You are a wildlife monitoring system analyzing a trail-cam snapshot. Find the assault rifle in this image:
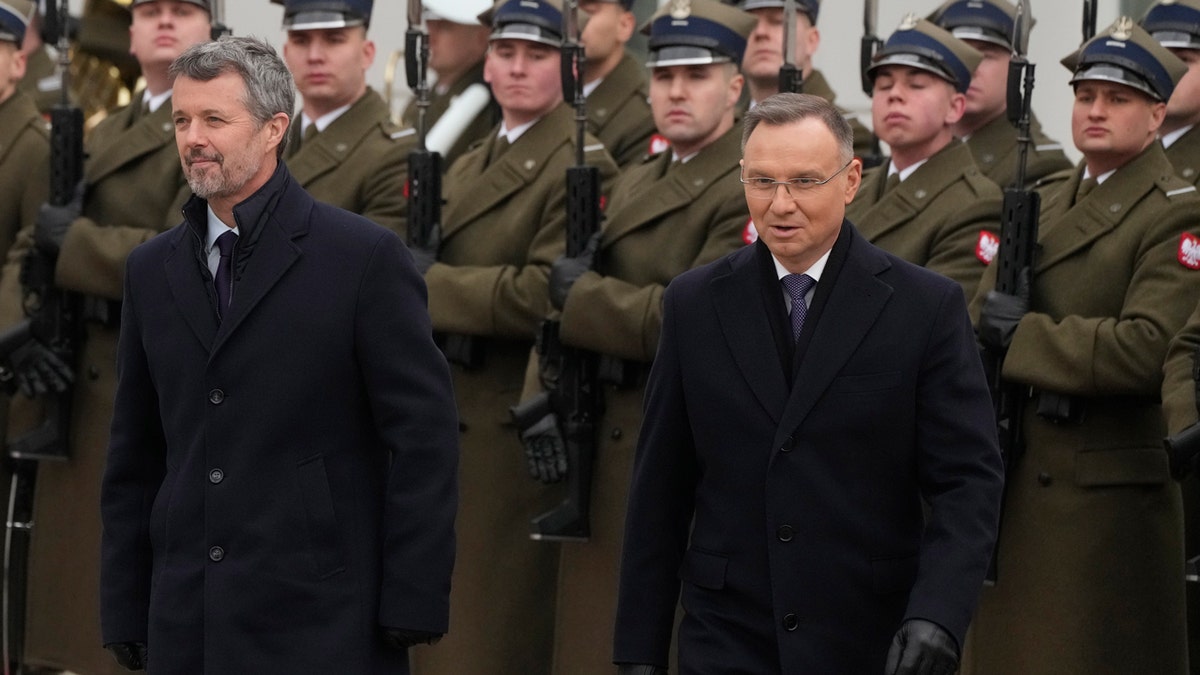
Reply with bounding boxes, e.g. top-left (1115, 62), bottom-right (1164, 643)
top-left (1082, 0), bottom-right (1097, 43)
top-left (405, 0), bottom-right (442, 251)
top-left (512, 0), bottom-right (602, 542)
top-left (2, 0), bottom-right (83, 665)
top-left (982, 0), bottom-right (1039, 584)
top-left (210, 0), bottom-right (230, 40)
top-left (778, 0), bottom-right (802, 93)
top-left (860, 0), bottom-right (883, 96)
